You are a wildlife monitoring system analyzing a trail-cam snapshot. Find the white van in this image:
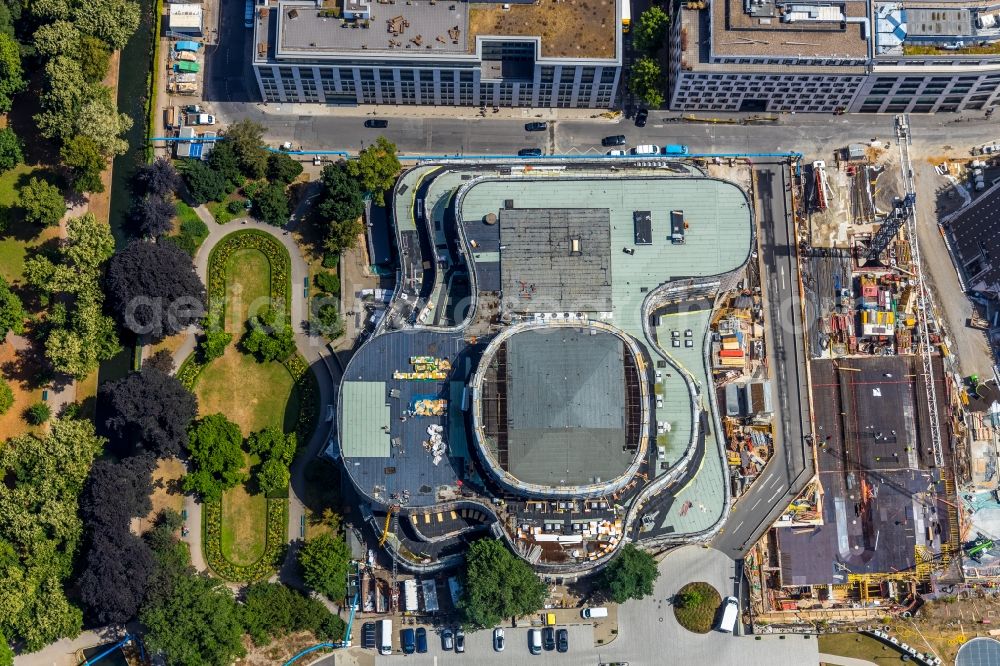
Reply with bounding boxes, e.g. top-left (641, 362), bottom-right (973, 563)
top-left (717, 596), bottom-right (739, 633)
top-left (581, 607), bottom-right (608, 619)
top-left (529, 628), bottom-right (542, 655)
top-left (379, 619), bottom-right (392, 655)
top-left (632, 144), bottom-right (660, 155)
